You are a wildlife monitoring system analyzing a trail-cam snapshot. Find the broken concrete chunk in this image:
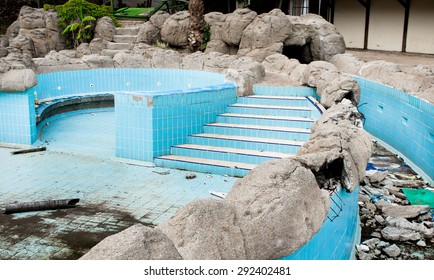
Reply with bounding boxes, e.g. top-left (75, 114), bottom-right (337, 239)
top-left (366, 170), bottom-right (388, 184)
top-left (381, 204), bottom-right (430, 219)
top-left (383, 244), bottom-right (401, 257)
top-left (381, 226), bottom-right (421, 242)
